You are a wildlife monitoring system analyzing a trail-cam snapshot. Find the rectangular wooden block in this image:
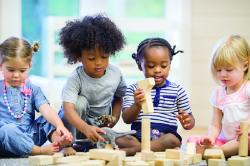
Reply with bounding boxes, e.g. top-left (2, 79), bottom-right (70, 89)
top-left (228, 156), bottom-right (250, 166)
top-left (165, 149), bottom-right (182, 159)
top-left (28, 155), bottom-right (54, 166)
top-left (203, 149), bottom-right (225, 160)
top-left (137, 78), bottom-right (155, 114)
top-left (208, 159), bottom-right (226, 166)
